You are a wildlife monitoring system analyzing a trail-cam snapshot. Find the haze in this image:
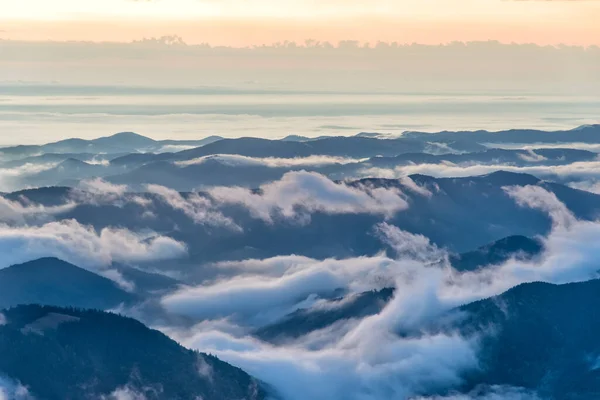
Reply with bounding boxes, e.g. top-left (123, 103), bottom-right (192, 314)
top-left (2, 0), bottom-right (600, 46)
